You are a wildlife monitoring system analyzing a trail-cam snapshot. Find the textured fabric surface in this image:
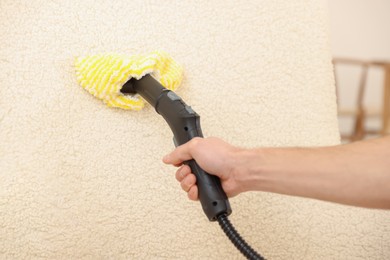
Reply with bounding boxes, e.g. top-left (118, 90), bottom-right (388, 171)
top-left (0, 0), bottom-right (389, 259)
